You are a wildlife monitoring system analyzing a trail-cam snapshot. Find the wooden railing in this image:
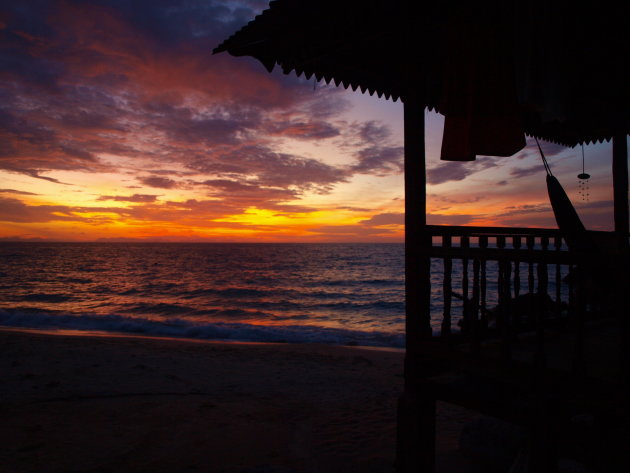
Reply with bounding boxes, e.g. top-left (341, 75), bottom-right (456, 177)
top-left (421, 225), bottom-right (609, 373)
